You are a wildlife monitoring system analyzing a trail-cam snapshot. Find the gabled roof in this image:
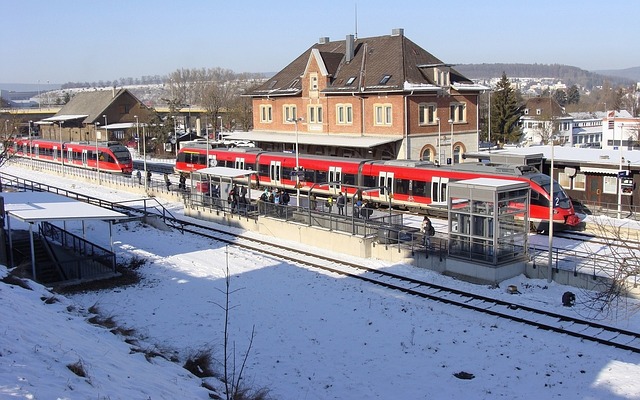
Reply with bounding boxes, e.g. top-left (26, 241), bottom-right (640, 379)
top-left (247, 31), bottom-right (475, 97)
top-left (54, 89), bottom-right (143, 125)
top-left (522, 97), bottom-right (568, 117)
